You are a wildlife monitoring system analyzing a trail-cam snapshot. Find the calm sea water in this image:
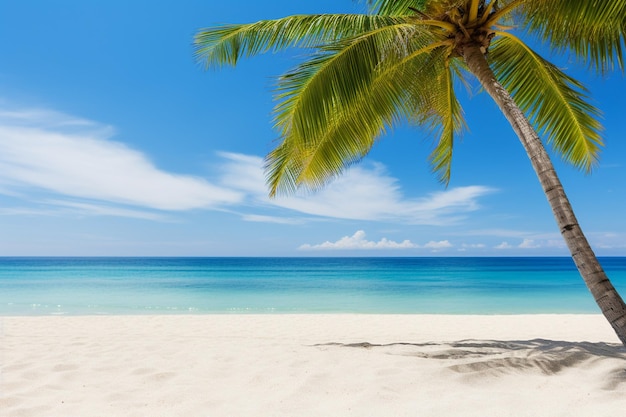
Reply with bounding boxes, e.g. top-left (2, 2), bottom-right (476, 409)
top-left (1, 257), bottom-right (625, 315)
